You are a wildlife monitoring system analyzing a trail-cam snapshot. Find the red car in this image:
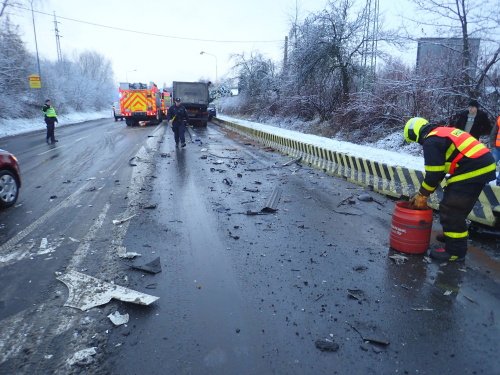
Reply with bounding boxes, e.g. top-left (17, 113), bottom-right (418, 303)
top-left (0, 149), bottom-right (21, 208)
